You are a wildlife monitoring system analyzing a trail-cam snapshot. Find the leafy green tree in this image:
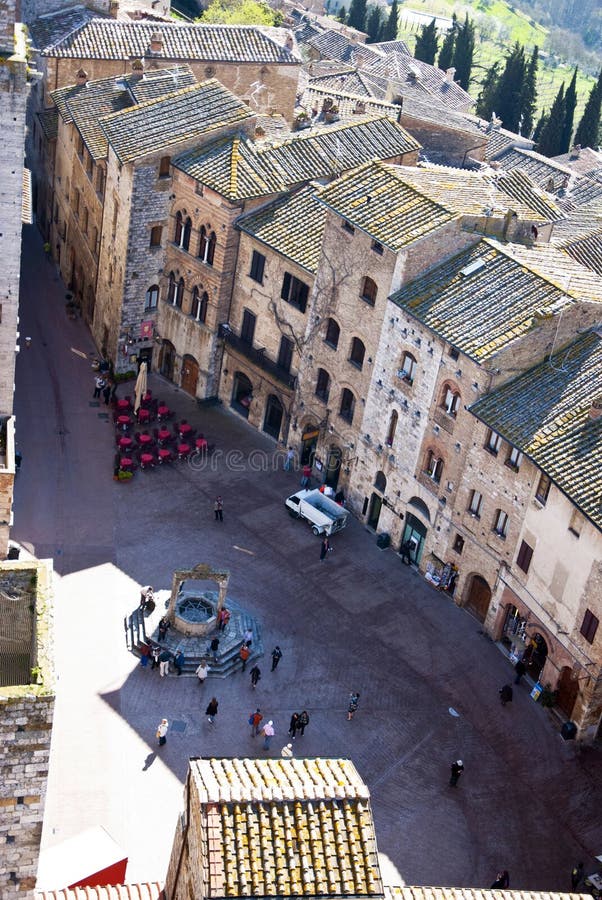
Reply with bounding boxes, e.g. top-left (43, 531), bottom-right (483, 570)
top-left (381, 0), bottom-right (399, 42)
top-left (519, 45), bottom-right (538, 137)
top-left (537, 84), bottom-right (566, 157)
top-left (452, 13), bottom-right (474, 91)
top-left (561, 67), bottom-right (578, 153)
top-left (201, 0), bottom-right (279, 24)
top-left (365, 5), bottom-right (383, 43)
top-left (574, 69), bottom-right (602, 150)
top-left (493, 42), bottom-right (527, 133)
top-left (347, 0), bottom-right (367, 31)
top-left (475, 61), bottom-right (501, 120)
top-left (414, 18), bottom-right (438, 65)
top-left (437, 14), bottom-right (456, 71)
